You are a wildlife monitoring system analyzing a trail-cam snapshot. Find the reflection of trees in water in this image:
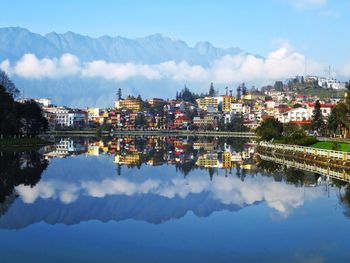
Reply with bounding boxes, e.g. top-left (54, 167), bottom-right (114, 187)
top-left (339, 185), bottom-right (350, 218)
top-left (0, 193), bottom-right (17, 217)
top-left (218, 137), bottom-right (249, 152)
top-left (256, 157), bottom-right (319, 186)
top-left (0, 150), bottom-right (48, 215)
top-left (175, 160), bottom-right (197, 177)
